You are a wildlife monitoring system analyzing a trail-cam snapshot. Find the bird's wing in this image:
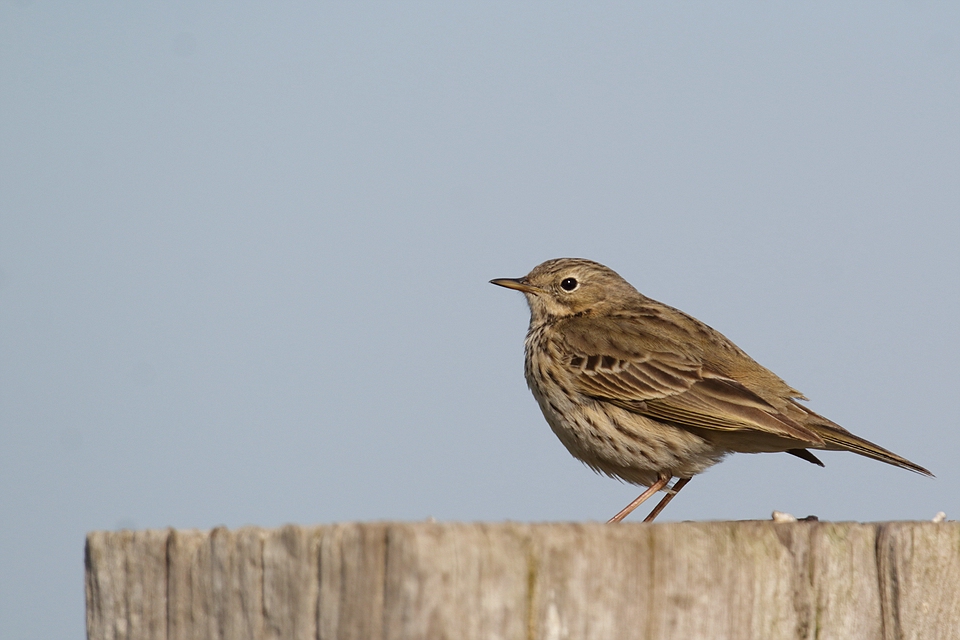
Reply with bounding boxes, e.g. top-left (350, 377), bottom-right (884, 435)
top-left (559, 316), bottom-right (824, 445)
